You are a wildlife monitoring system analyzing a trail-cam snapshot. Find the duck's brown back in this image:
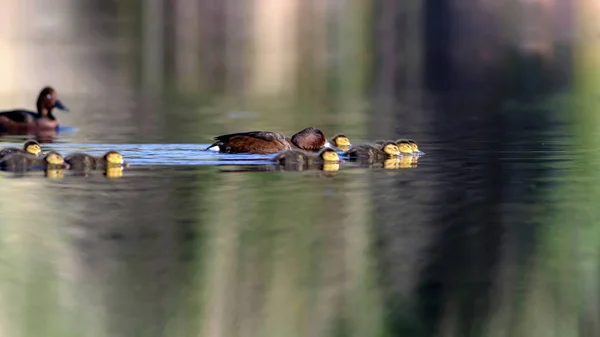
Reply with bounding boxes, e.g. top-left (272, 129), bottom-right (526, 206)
top-left (210, 131), bottom-right (292, 154)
